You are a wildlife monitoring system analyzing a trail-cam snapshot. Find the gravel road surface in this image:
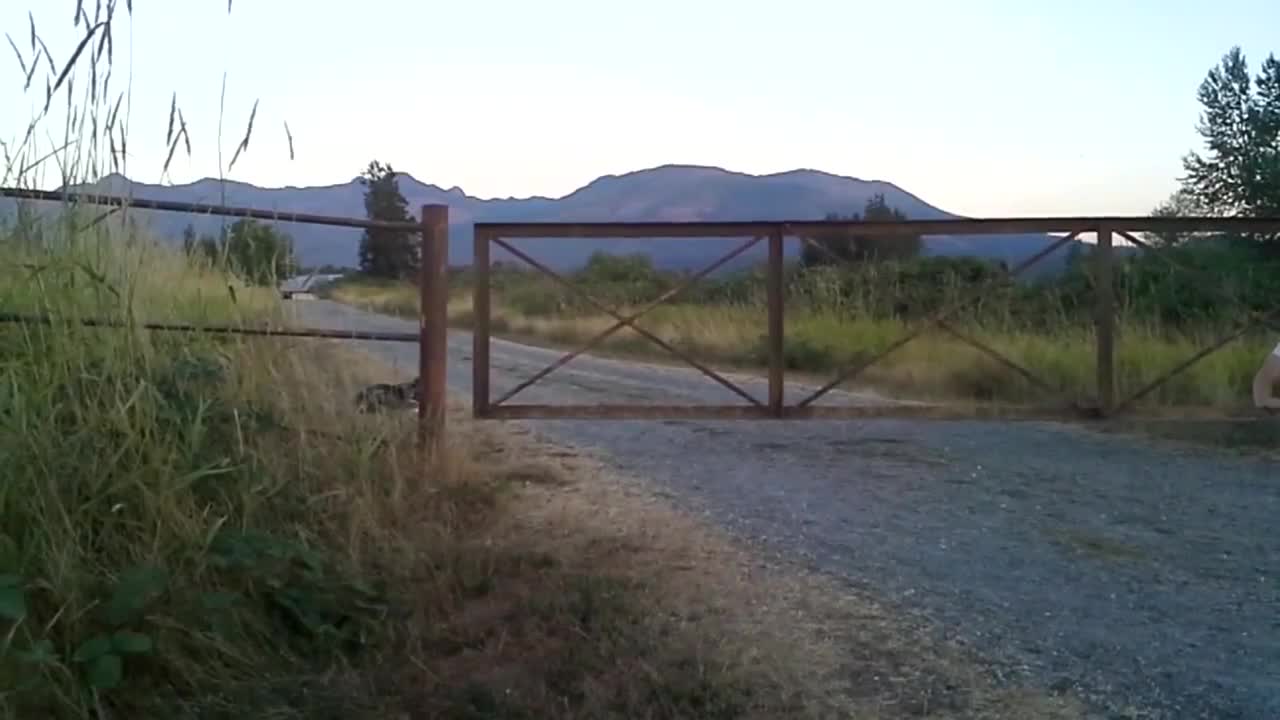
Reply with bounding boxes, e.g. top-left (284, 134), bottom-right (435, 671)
top-left (290, 299), bottom-right (1279, 720)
